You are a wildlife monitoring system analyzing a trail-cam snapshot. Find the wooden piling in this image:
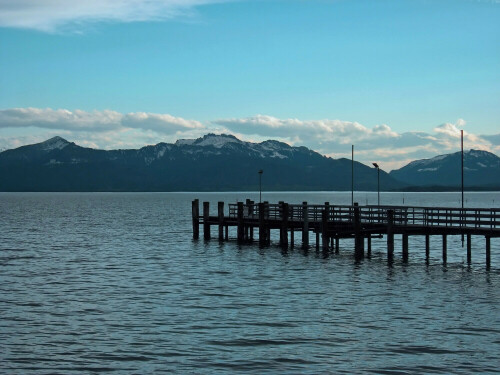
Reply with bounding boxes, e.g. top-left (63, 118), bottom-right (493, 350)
top-left (264, 202), bottom-right (271, 245)
top-left (354, 203), bottom-right (363, 258)
top-left (279, 202), bottom-right (284, 245)
top-left (442, 234), bottom-right (447, 264)
top-left (237, 202), bottom-right (244, 243)
top-left (335, 236), bottom-right (339, 253)
top-left (203, 201), bottom-right (210, 240)
top-left (302, 202), bottom-right (309, 248)
top-left (245, 199), bottom-right (251, 240)
top-left (387, 209), bottom-right (394, 260)
top-left (192, 199), bottom-right (199, 240)
top-left (367, 235), bottom-right (371, 258)
top-left (321, 209), bottom-right (328, 251)
top-left (467, 234), bottom-right (471, 264)
top-left (291, 228), bottom-right (294, 247)
top-left (218, 201), bottom-right (224, 240)
top-left (258, 202), bottom-right (266, 245)
top-left (281, 203), bottom-right (289, 248)
top-left (249, 200), bottom-right (254, 241)
top-left (316, 231), bottom-right (320, 250)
